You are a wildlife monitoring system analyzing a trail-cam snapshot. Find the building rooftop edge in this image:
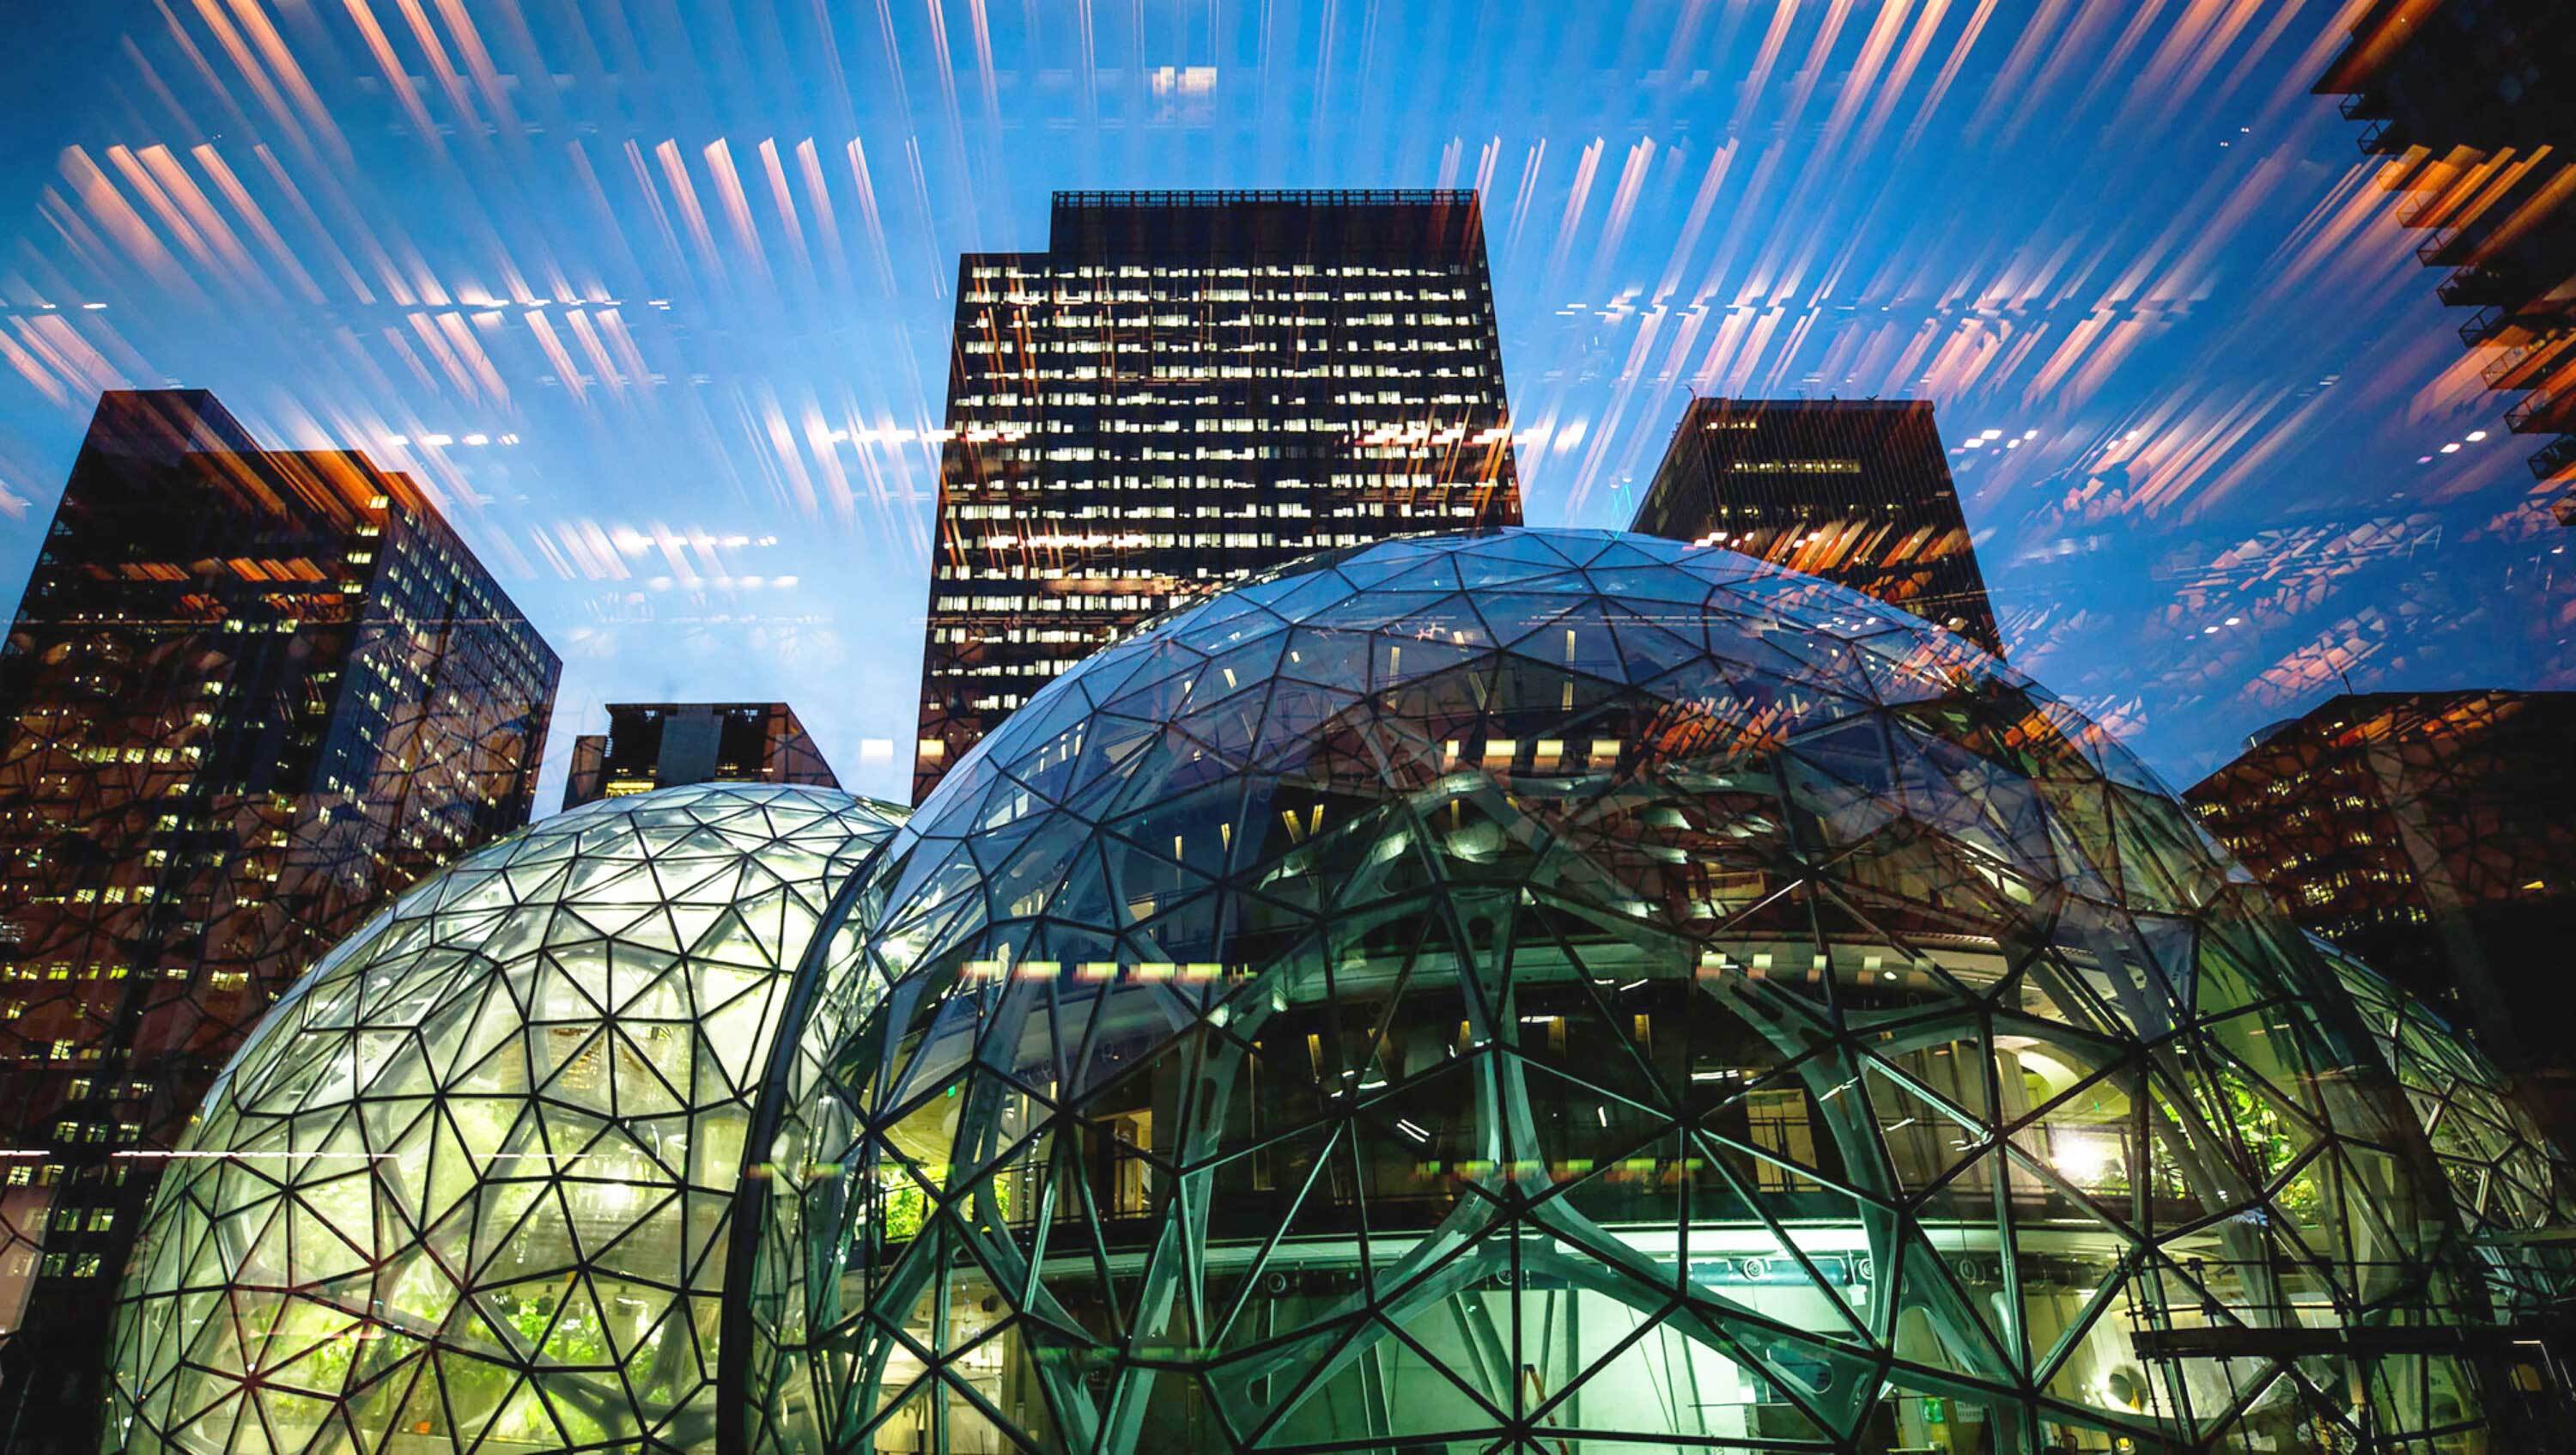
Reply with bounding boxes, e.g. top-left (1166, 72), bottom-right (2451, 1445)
top-left (601, 701), bottom-right (807, 713)
top-left (1683, 396), bottom-right (1935, 409)
top-left (1051, 188), bottom-right (1480, 209)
